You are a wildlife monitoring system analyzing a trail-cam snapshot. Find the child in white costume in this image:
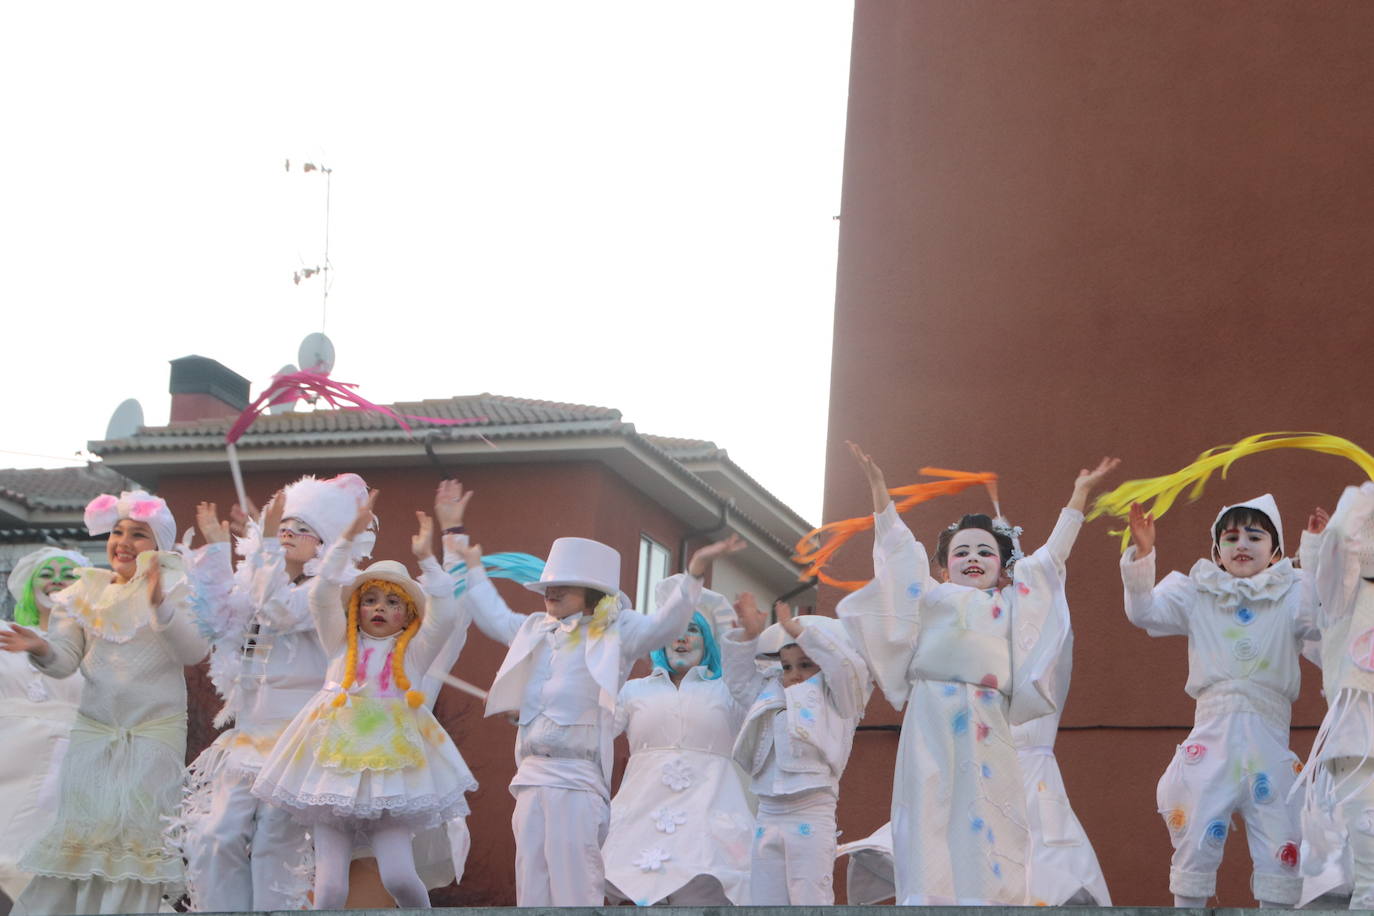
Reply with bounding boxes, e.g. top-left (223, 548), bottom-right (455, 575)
top-left (251, 496), bottom-right (476, 910)
top-left (0, 548), bottom-right (86, 903)
top-left (1122, 493), bottom-right (1317, 907)
top-left (451, 483), bottom-right (744, 906)
top-left (178, 473), bottom-right (371, 911)
top-left (1294, 482), bottom-right (1374, 907)
top-left (0, 491), bottom-right (211, 916)
top-left (836, 444), bottom-right (1117, 906)
top-left (725, 595), bottom-right (871, 906)
top-left (602, 578), bottom-right (755, 906)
